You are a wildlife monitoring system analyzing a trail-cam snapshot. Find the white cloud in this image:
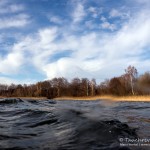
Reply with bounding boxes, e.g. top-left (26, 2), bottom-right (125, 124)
top-left (49, 16), bottom-right (62, 24)
top-left (12, 27), bottom-right (60, 71)
top-left (0, 1), bottom-right (29, 29)
top-left (100, 14), bottom-right (118, 31)
top-left (1, 5), bottom-right (150, 83)
top-left (0, 14), bottom-right (30, 29)
top-left (0, 77), bottom-right (17, 85)
top-left (100, 21), bottom-right (116, 31)
top-left (85, 20), bottom-right (96, 29)
top-left (72, 3), bottom-right (85, 23)
top-left (0, 51), bottom-right (25, 74)
top-left (100, 16), bottom-right (107, 22)
top-left (88, 6), bottom-right (102, 18)
top-left (88, 6), bottom-right (97, 13)
top-left (88, 6), bottom-right (98, 18)
top-left (0, 77), bottom-right (37, 85)
top-left (38, 27), bottom-right (58, 44)
top-left (0, 4), bottom-right (24, 14)
top-left (109, 9), bottom-right (121, 18)
top-left (109, 8), bottom-right (130, 19)
top-left (9, 4), bottom-right (24, 12)
top-left (40, 10), bottom-right (150, 81)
